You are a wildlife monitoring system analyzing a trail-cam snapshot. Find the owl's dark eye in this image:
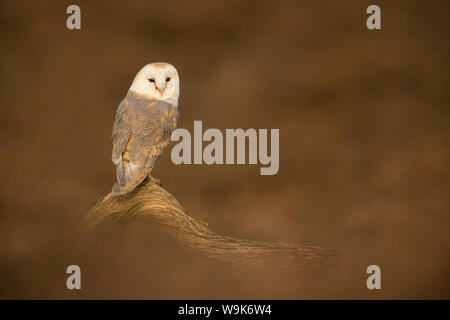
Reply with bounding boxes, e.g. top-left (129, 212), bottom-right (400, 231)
top-left (149, 78), bottom-right (155, 83)
top-left (166, 77), bottom-right (171, 82)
